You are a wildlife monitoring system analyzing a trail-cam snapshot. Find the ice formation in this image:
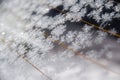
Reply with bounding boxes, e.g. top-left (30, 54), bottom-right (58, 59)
top-left (0, 0), bottom-right (120, 80)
